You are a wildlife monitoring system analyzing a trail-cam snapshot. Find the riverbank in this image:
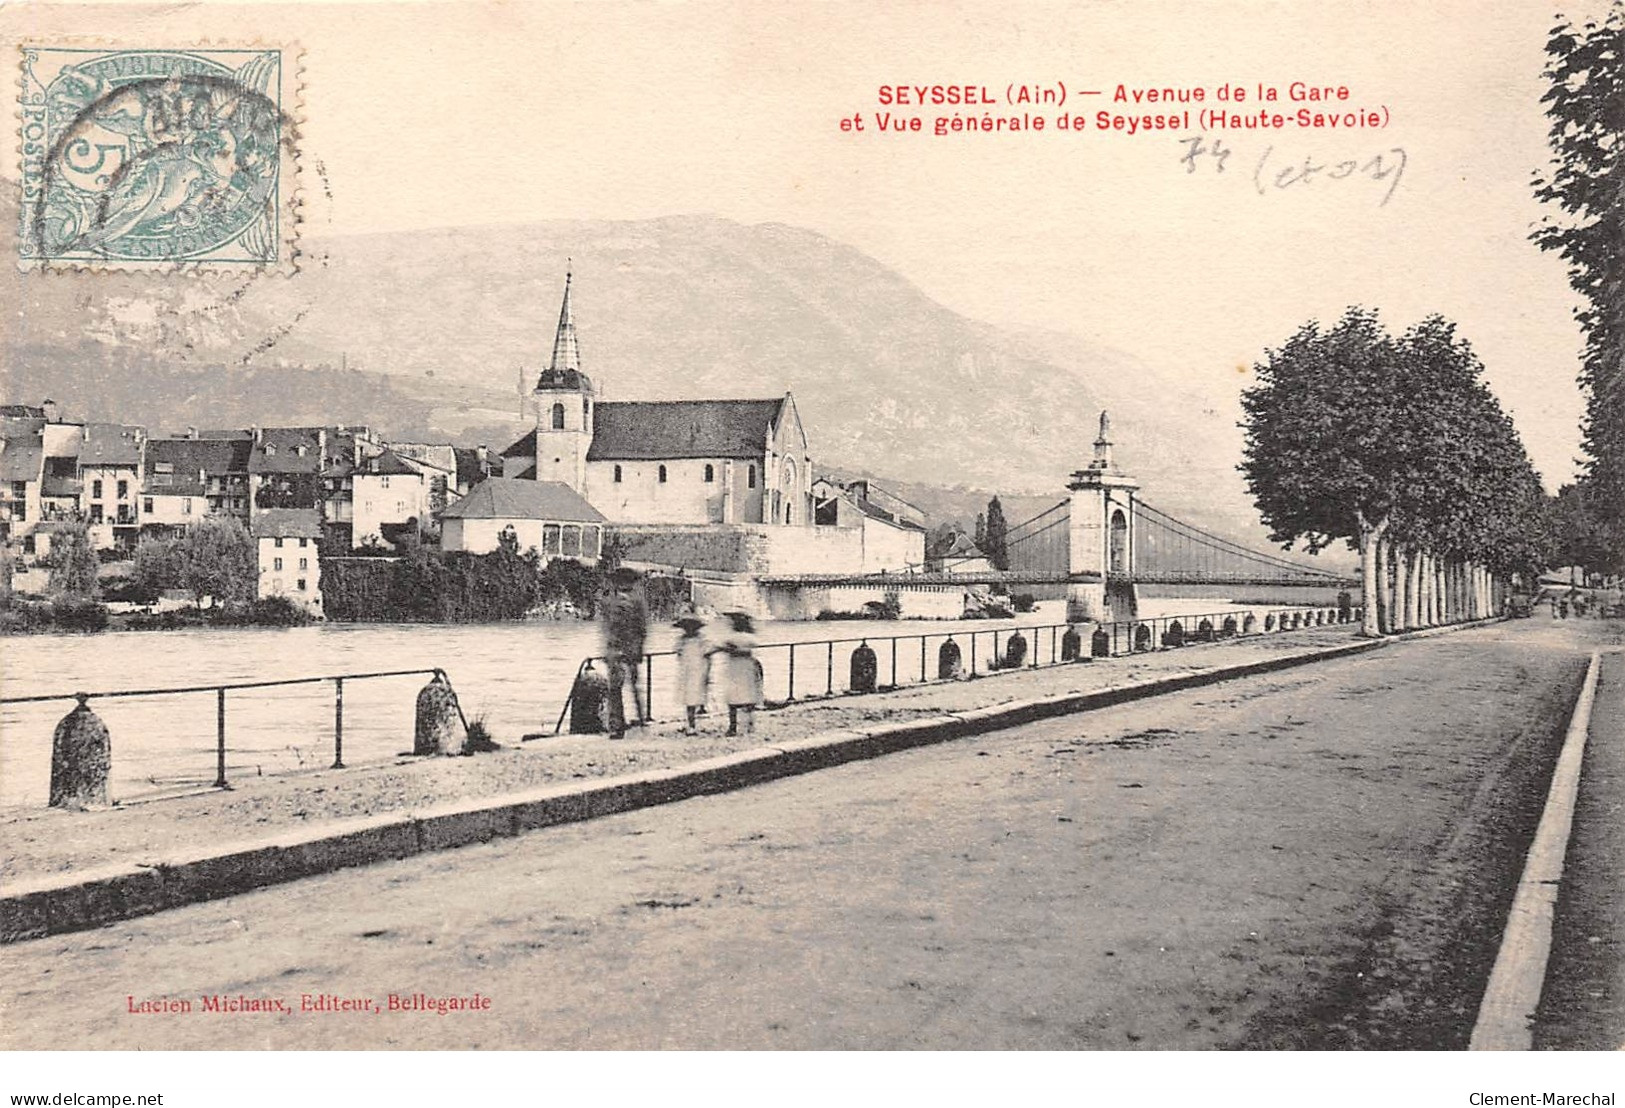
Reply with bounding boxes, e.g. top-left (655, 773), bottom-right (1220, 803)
top-left (1, 622), bottom-right (1374, 887)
